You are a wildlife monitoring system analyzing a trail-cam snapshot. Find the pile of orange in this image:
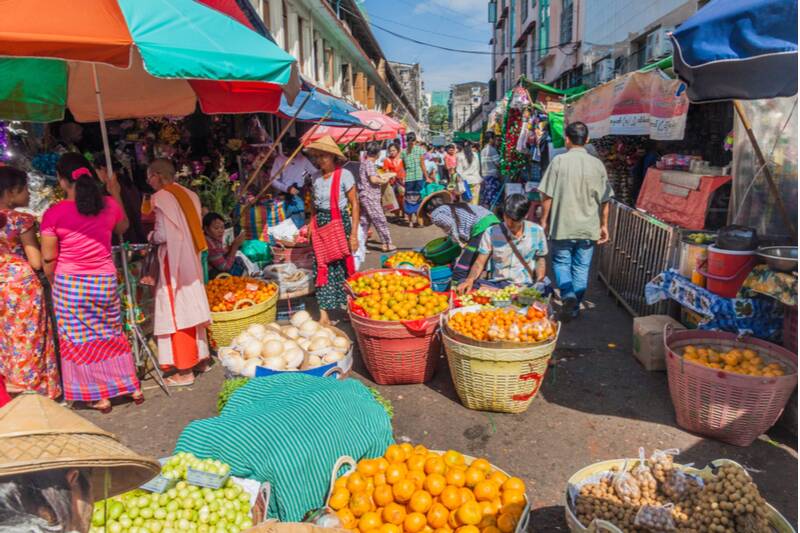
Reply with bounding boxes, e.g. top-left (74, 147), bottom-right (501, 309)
top-left (354, 289), bottom-right (449, 321)
top-left (330, 444), bottom-right (526, 533)
top-left (682, 345), bottom-right (788, 377)
top-left (448, 307), bottom-right (555, 343)
top-left (349, 271), bottom-right (430, 296)
top-left (206, 276), bottom-right (277, 312)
